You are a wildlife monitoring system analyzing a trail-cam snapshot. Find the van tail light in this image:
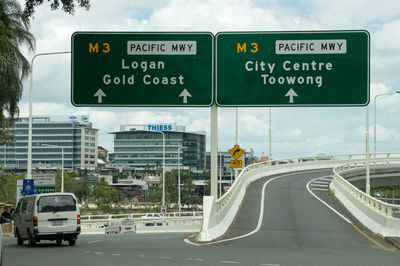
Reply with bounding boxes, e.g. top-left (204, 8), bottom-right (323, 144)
top-left (119, 226), bottom-right (122, 232)
top-left (33, 216), bottom-right (38, 227)
top-left (77, 214), bottom-right (81, 225)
